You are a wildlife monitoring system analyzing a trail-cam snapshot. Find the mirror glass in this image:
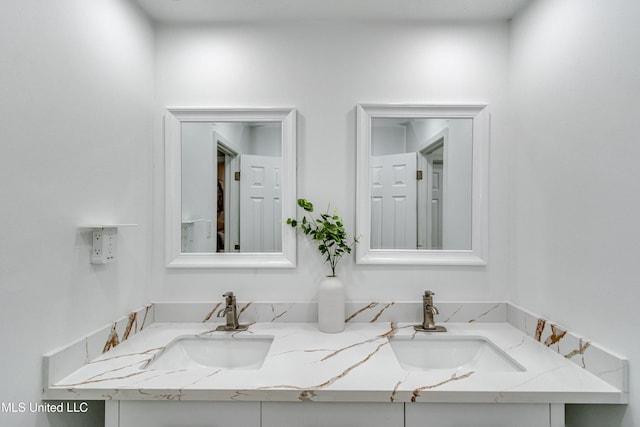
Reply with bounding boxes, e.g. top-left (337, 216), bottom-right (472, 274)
top-left (181, 121), bottom-right (282, 253)
top-left (371, 117), bottom-right (472, 250)
top-left (356, 104), bottom-right (489, 266)
top-left (165, 108), bottom-right (296, 268)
